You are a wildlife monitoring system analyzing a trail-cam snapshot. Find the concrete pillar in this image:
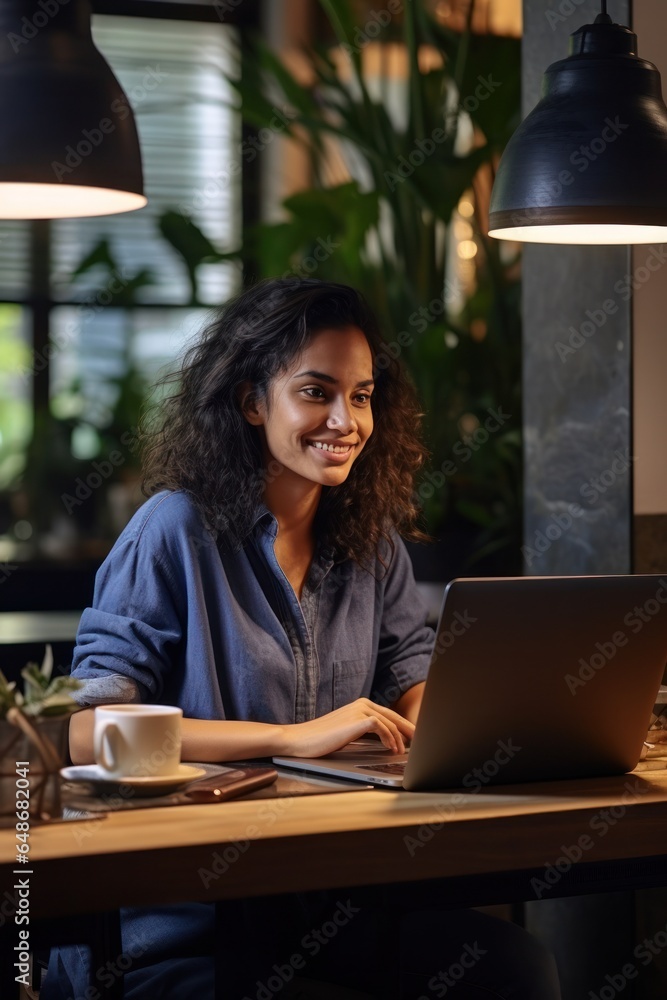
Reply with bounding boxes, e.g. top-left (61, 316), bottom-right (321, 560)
top-left (521, 0), bottom-right (632, 579)
top-left (520, 2), bottom-right (637, 997)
